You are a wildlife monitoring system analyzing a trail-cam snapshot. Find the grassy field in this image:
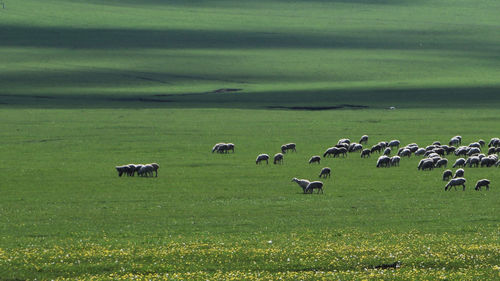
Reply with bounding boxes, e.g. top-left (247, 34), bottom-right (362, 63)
top-left (1, 0), bottom-right (500, 280)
